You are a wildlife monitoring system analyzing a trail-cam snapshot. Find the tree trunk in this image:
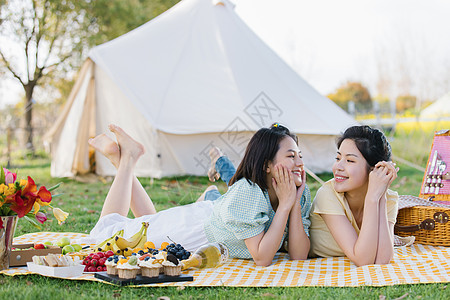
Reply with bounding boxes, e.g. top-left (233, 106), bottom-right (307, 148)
top-left (24, 83), bottom-right (35, 155)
